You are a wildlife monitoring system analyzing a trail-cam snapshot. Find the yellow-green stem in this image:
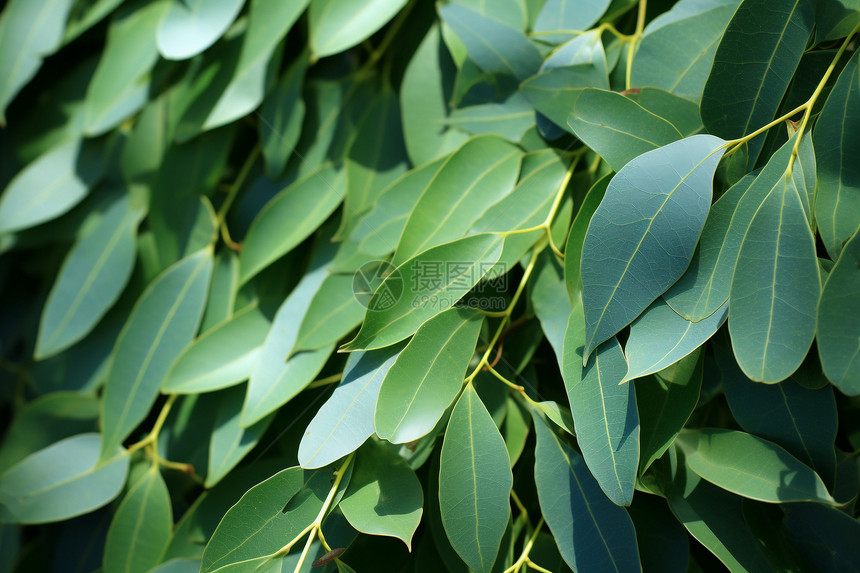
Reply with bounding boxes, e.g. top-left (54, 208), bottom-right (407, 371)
top-left (625, 0), bottom-right (648, 90)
